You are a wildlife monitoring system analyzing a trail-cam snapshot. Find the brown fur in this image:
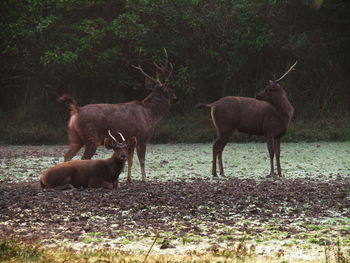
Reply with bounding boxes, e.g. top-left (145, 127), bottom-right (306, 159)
top-left (196, 82), bottom-right (294, 177)
top-left (40, 137), bottom-right (137, 190)
top-left (58, 81), bottom-right (177, 183)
